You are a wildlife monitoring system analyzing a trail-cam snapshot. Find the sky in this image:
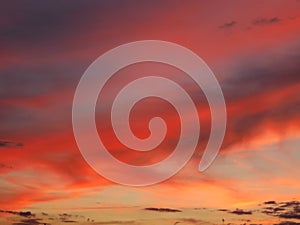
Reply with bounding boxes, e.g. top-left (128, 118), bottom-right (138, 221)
top-left (1, 0), bottom-right (300, 224)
